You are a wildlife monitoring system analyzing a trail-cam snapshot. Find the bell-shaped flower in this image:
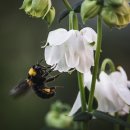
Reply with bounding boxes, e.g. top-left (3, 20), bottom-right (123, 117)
top-left (20, 0), bottom-right (55, 25)
top-left (80, 0), bottom-right (130, 28)
top-left (69, 67), bottom-right (130, 116)
top-left (101, 0), bottom-right (130, 28)
top-left (43, 27), bottom-right (97, 73)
